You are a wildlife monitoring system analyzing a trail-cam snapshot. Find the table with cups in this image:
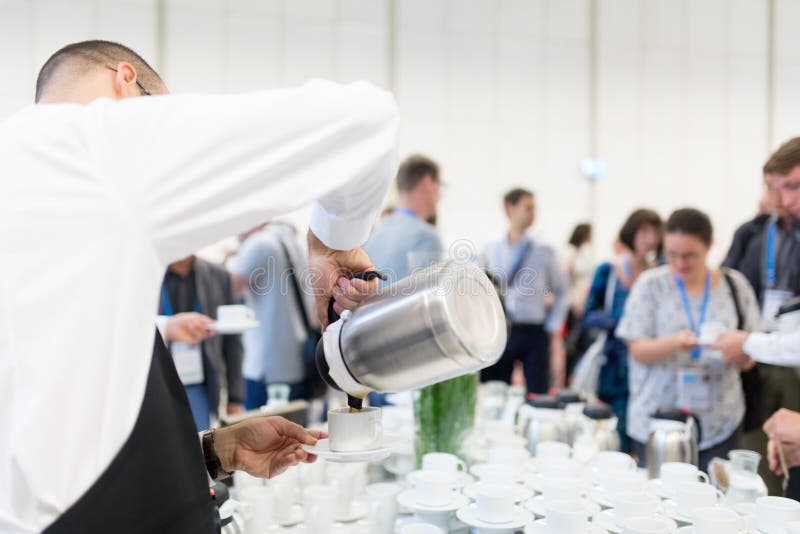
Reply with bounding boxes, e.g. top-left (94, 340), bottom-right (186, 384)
top-left (229, 394), bottom-right (800, 534)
